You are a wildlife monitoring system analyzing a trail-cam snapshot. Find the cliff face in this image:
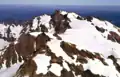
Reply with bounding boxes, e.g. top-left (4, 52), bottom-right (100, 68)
top-left (0, 10), bottom-right (120, 77)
